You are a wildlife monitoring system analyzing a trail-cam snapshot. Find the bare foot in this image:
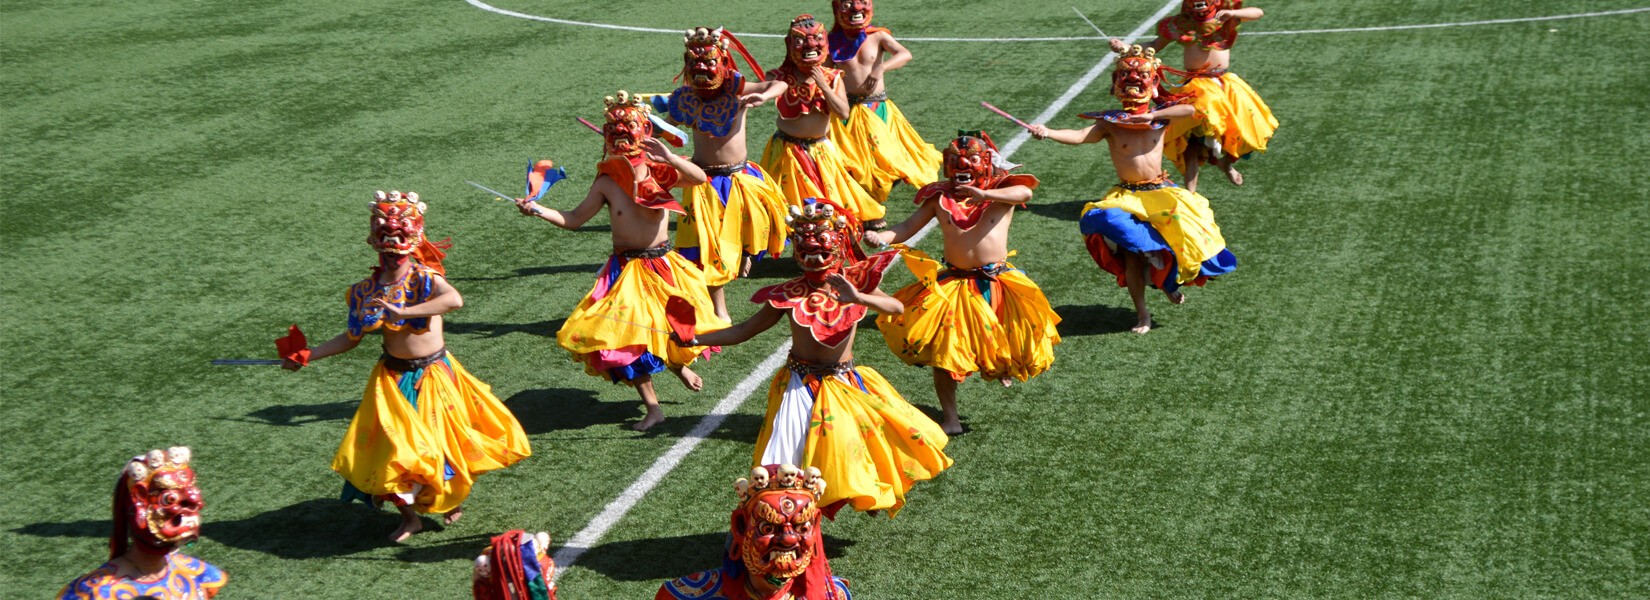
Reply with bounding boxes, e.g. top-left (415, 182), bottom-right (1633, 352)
top-left (1130, 316), bottom-right (1152, 334)
top-left (389, 513), bottom-right (422, 543)
top-left (940, 419), bottom-right (963, 435)
top-left (740, 256), bottom-right (754, 278)
top-left (674, 366), bottom-right (704, 392)
top-left (1223, 165), bottom-right (1243, 186)
top-left (443, 506), bottom-right (464, 525)
top-left (632, 405), bottom-right (666, 431)
top-left (998, 377), bottom-right (1013, 388)
top-left (1166, 290), bottom-right (1186, 305)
